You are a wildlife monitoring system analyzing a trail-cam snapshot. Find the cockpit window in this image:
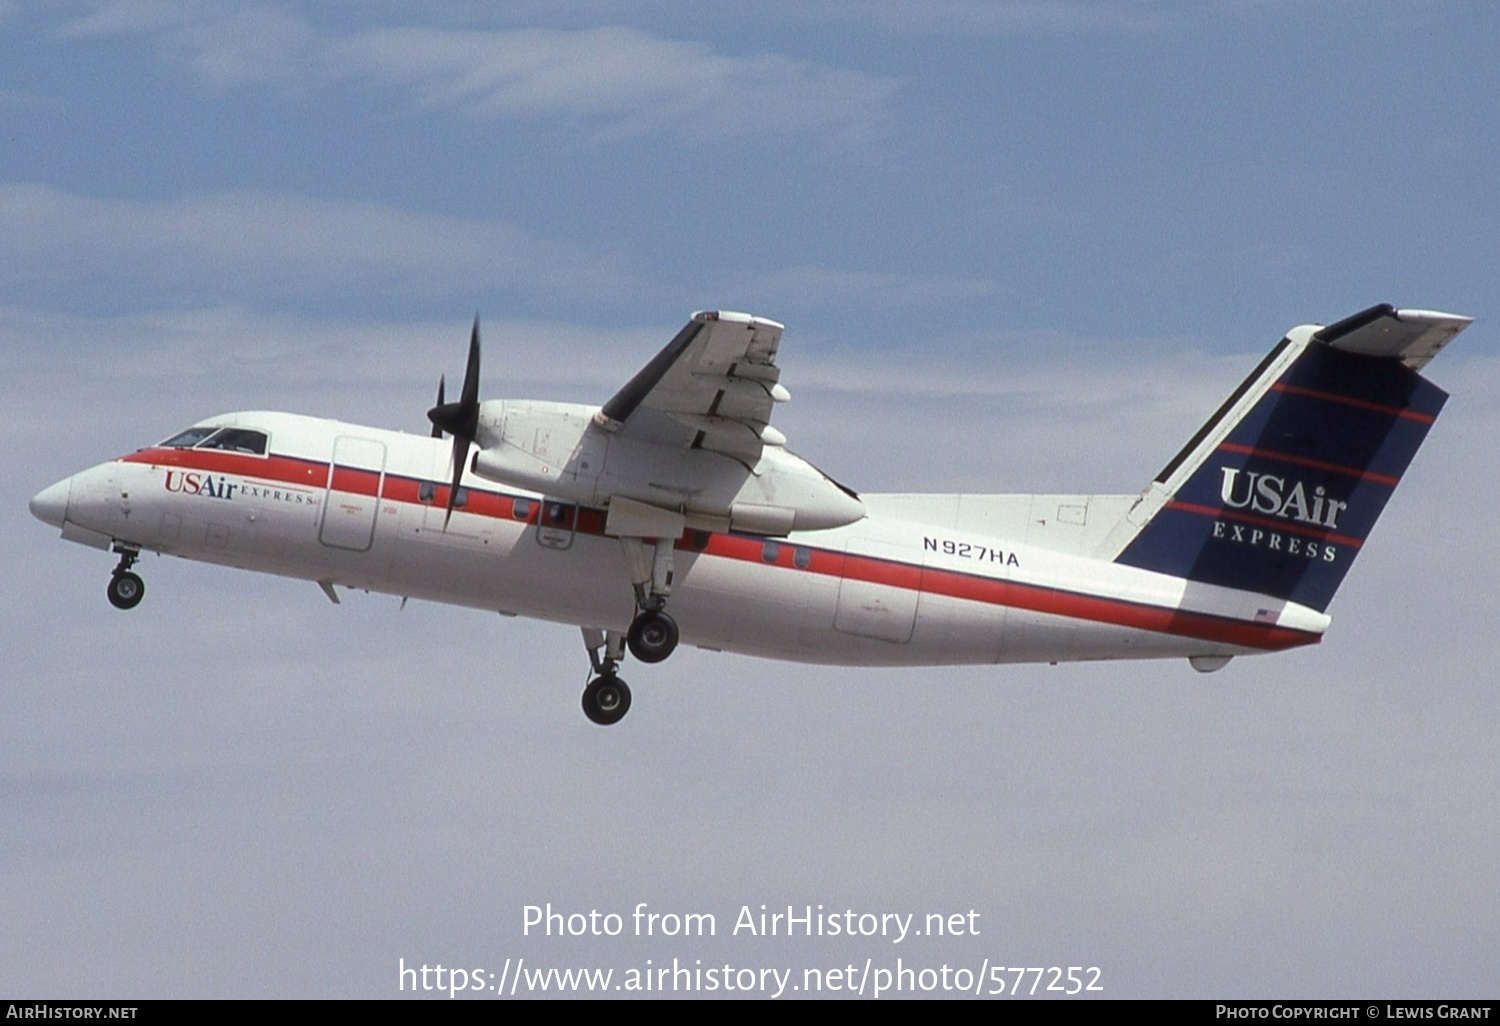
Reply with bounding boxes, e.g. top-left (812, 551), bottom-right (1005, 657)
top-left (198, 428), bottom-right (268, 455)
top-left (160, 426), bottom-right (220, 448)
top-left (156, 426), bottom-right (269, 454)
